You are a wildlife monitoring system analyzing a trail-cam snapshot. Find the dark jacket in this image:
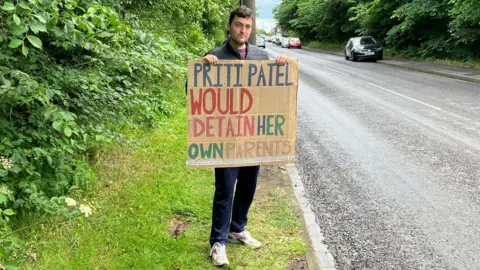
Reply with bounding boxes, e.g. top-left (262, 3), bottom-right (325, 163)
top-left (207, 39), bottom-right (269, 60)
